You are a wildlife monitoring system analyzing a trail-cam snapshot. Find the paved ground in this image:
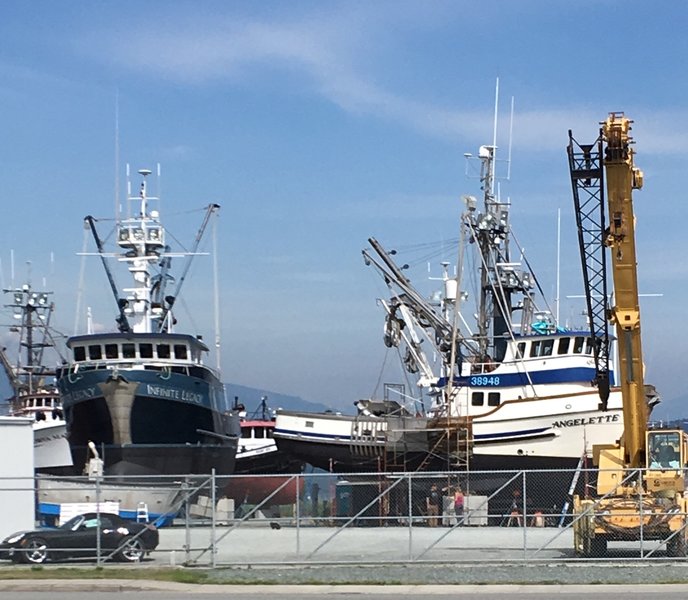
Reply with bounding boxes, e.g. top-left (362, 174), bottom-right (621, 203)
top-left (4, 523), bottom-right (688, 587)
top-left (152, 522), bottom-right (675, 566)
